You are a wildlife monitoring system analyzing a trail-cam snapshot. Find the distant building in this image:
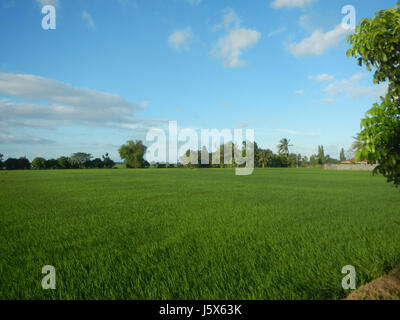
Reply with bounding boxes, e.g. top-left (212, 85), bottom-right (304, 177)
top-left (326, 158), bottom-right (376, 171)
top-left (341, 158), bottom-right (369, 164)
